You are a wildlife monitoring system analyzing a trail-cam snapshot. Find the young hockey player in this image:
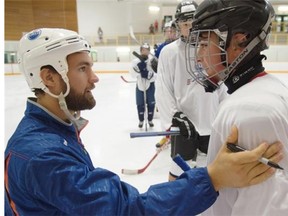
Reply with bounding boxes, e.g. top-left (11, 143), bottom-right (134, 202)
top-left (130, 43), bottom-right (157, 128)
top-left (154, 20), bottom-right (178, 59)
top-left (156, 0), bottom-right (227, 181)
top-left (186, 0), bottom-right (288, 215)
